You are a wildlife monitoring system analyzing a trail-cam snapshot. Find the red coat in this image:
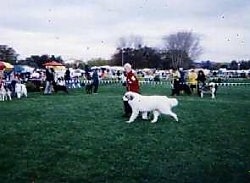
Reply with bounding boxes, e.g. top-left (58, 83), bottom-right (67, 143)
top-left (126, 71), bottom-right (139, 93)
